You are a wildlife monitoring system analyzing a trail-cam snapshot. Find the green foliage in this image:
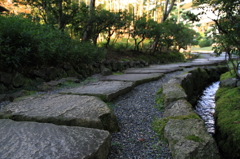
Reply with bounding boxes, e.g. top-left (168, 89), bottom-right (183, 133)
top-left (158, 51), bottom-right (185, 63)
top-left (155, 88), bottom-right (165, 110)
top-left (195, 0), bottom-right (240, 78)
top-left (0, 15), bottom-right (105, 71)
top-left (113, 72), bottom-right (124, 75)
top-left (215, 85), bottom-right (240, 158)
top-left (148, 21), bottom-right (197, 52)
top-left (198, 38), bottom-right (212, 48)
top-left (152, 117), bottom-right (170, 141)
top-left (220, 70), bottom-right (236, 81)
top-left (185, 135), bottom-right (204, 142)
top-left (156, 88), bottom-right (163, 95)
